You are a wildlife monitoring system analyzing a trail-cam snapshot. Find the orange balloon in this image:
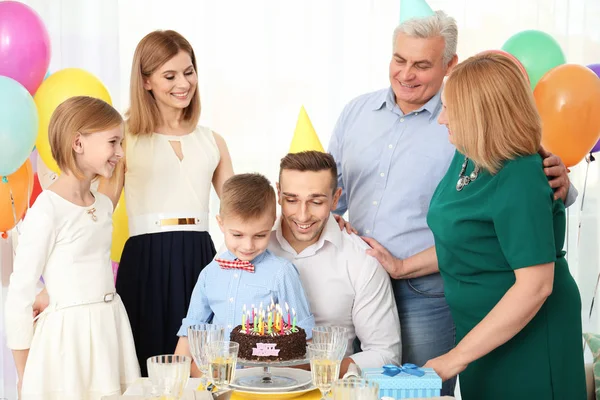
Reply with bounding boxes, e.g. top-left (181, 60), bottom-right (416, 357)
top-left (534, 64), bottom-right (600, 167)
top-left (1, 159), bottom-right (34, 233)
